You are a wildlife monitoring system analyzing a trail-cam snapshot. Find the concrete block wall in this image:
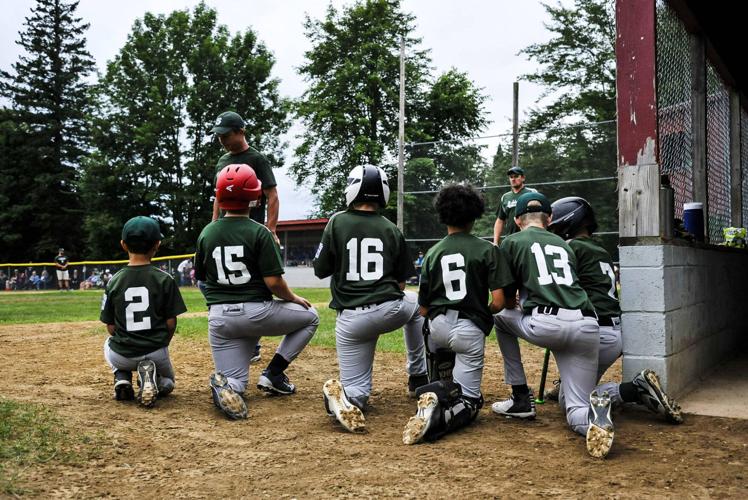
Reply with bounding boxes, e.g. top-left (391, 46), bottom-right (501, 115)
top-left (619, 244), bottom-right (748, 397)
